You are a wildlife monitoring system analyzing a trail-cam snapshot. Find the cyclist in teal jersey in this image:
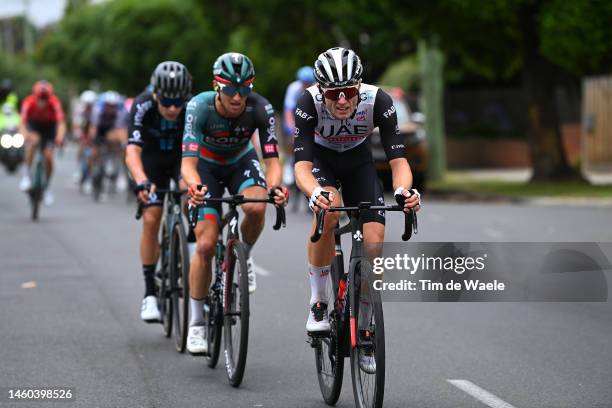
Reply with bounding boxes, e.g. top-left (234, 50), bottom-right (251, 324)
top-left (181, 52), bottom-right (288, 355)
